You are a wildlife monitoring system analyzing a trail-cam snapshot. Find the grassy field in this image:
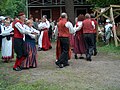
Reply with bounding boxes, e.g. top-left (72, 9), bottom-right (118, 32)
top-left (0, 42), bottom-right (120, 90)
top-left (97, 42), bottom-right (120, 59)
